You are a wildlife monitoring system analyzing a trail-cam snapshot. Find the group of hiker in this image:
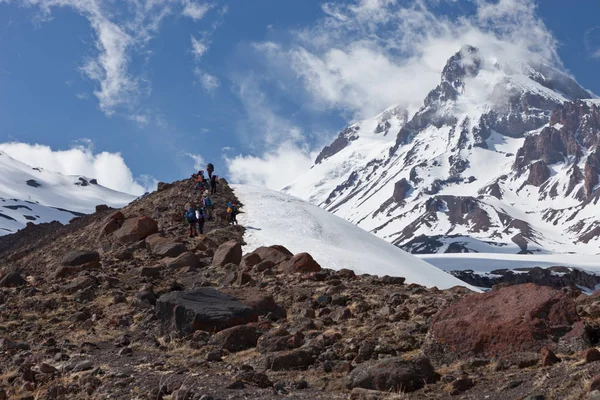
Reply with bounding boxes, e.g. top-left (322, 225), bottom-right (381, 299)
top-left (192, 163), bottom-right (218, 194)
top-left (185, 163), bottom-right (240, 237)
